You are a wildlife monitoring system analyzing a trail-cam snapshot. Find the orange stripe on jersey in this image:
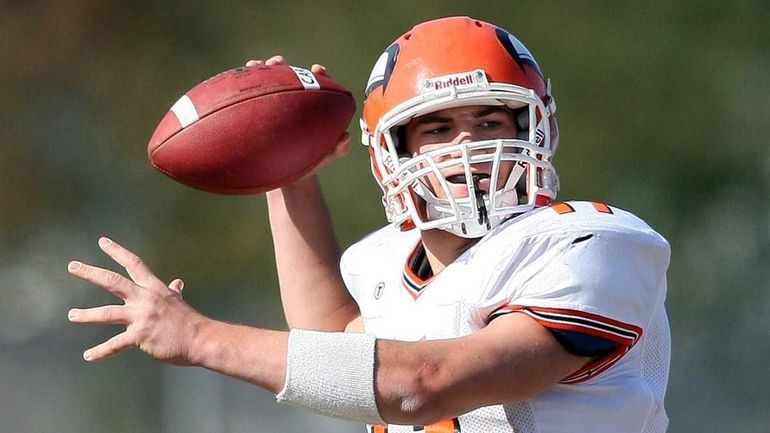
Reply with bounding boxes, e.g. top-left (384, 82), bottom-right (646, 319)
top-left (370, 425), bottom-right (388, 433)
top-left (491, 305), bottom-right (642, 345)
top-left (425, 418), bottom-right (461, 433)
top-left (404, 259), bottom-right (432, 286)
top-left (403, 285), bottom-right (419, 301)
top-left (526, 305), bottom-right (642, 337)
top-left (550, 202), bottom-right (575, 214)
top-left (404, 241), bottom-right (432, 284)
top-left (590, 201), bottom-right (613, 214)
